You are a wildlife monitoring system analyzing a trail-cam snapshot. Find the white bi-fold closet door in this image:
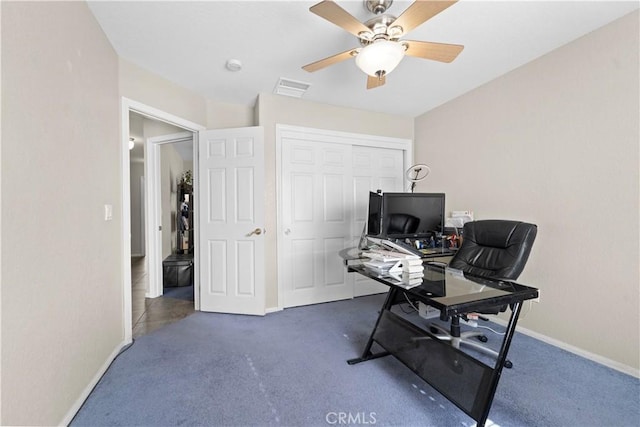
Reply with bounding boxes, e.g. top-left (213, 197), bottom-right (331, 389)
top-left (351, 145), bottom-right (405, 297)
top-left (277, 125), bottom-right (409, 308)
